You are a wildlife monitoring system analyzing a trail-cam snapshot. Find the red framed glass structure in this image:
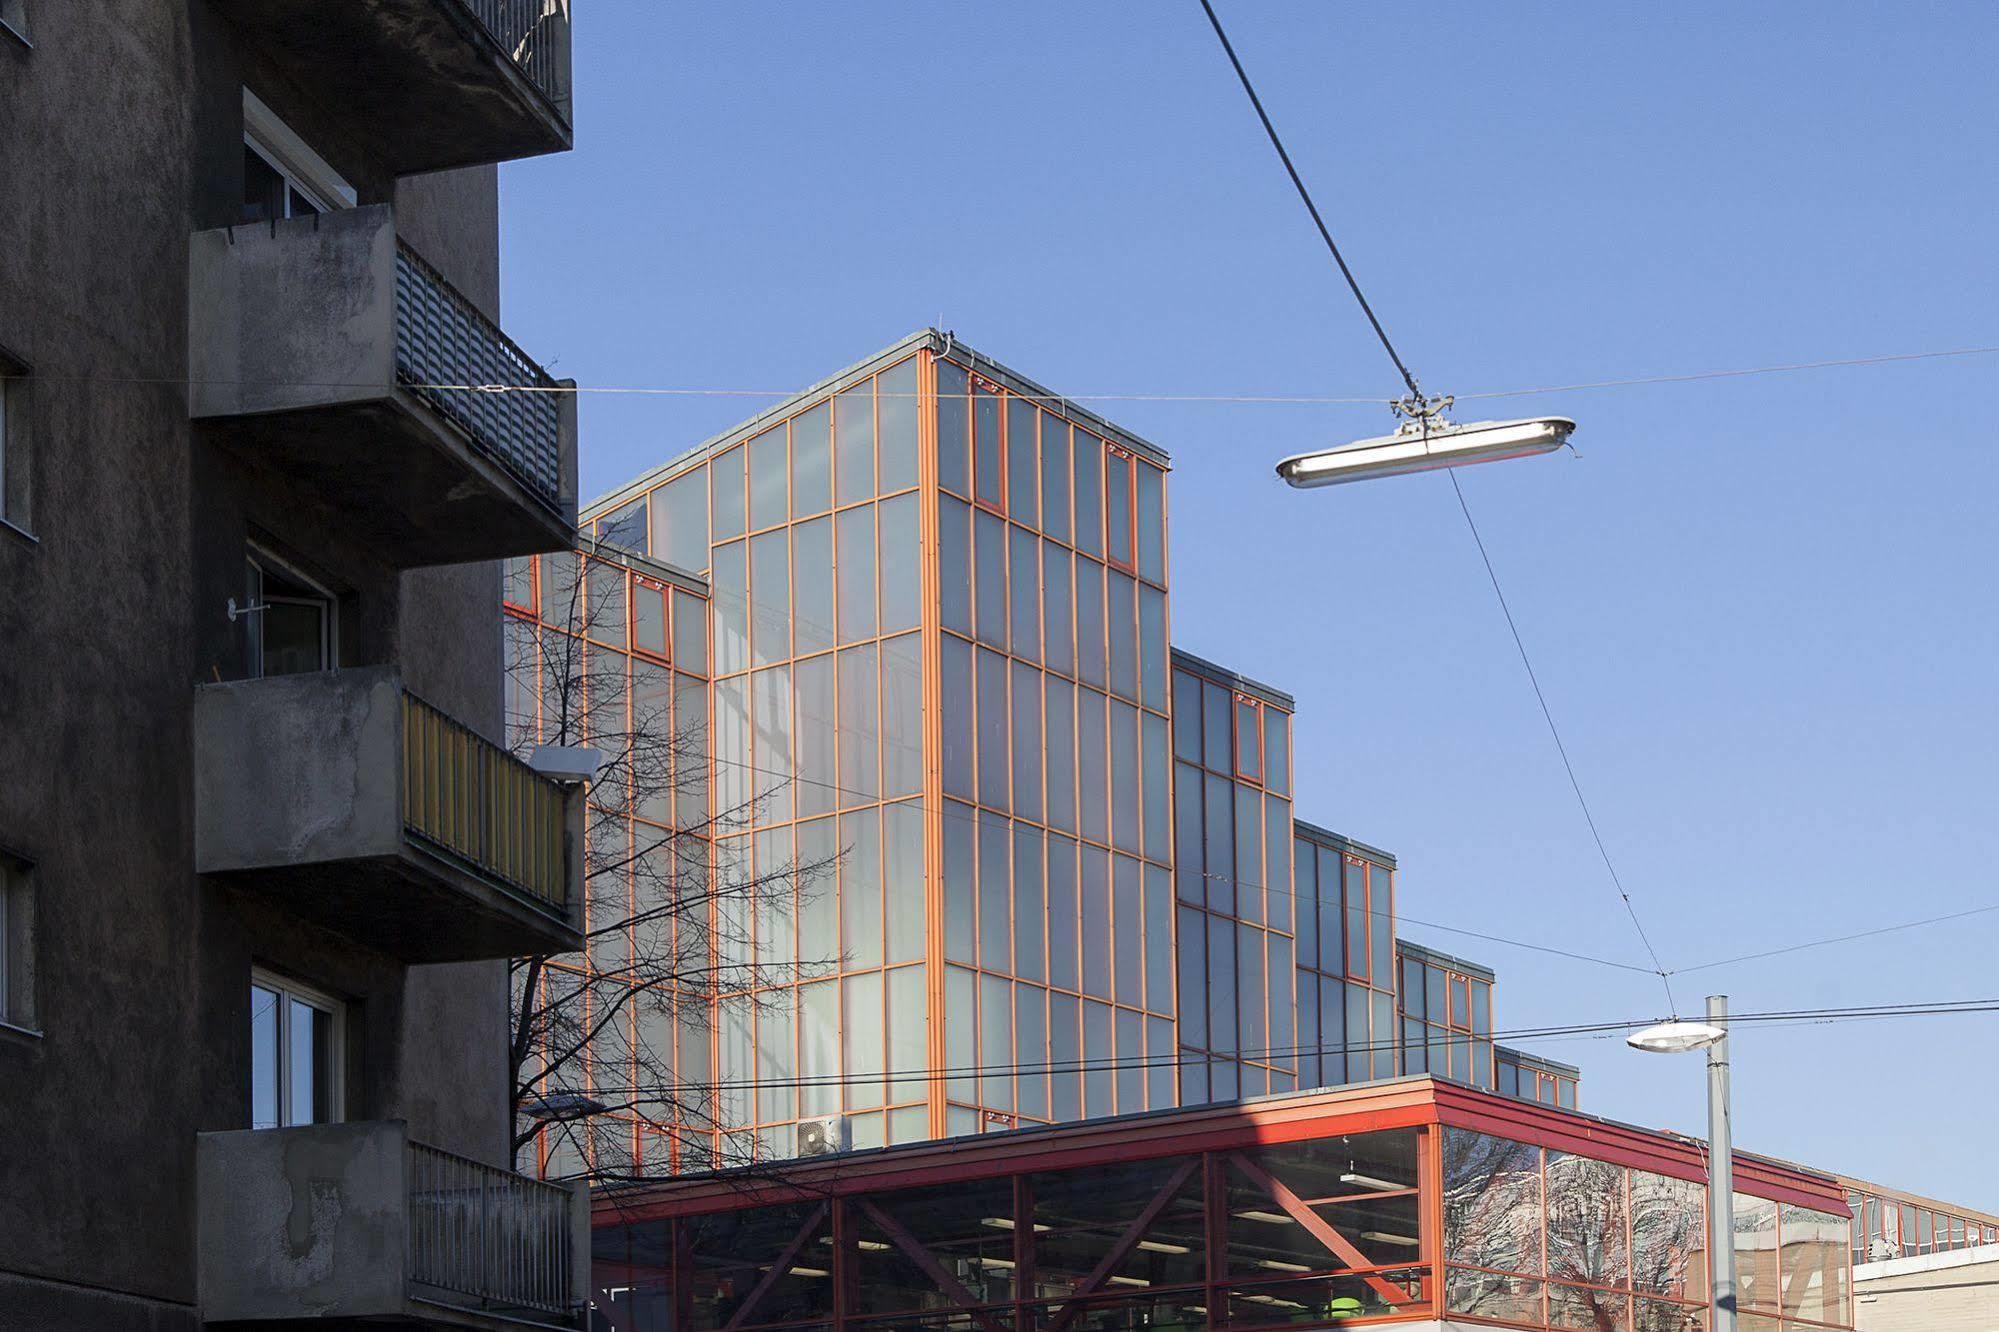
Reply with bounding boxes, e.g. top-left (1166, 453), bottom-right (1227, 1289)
top-left (589, 1079), bottom-right (1852, 1332)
